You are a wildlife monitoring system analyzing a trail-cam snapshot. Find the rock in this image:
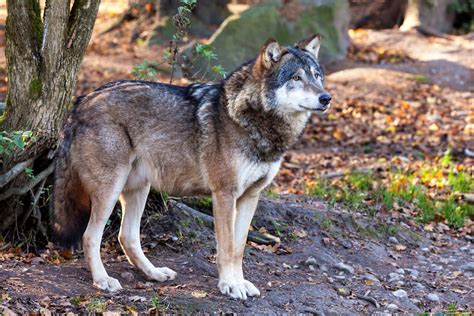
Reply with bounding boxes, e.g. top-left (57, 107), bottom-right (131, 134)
top-left (388, 236), bottom-right (399, 244)
top-left (405, 268), bottom-right (420, 278)
top-left (362, 274), bottom-right (381, 284)
top-left (305, 257), bottom-right (318, 266)
top-left (334, 262), bottom-right (354, 274)
top-left (129, 295), bottom-right (147, 302)
top-left (392, 289), bottom-right (408, 299)
top-left (184, 0), bottom-right (350, 79)
top-left (425, 293), bottom-right (440, 302)
top-left (146, 0), bottom-right (231, 46)
top-left (120, 271), bottom-right (135, 282)
top-left (388, 272), bottom-right (402, 282)
top-left (31, 257), bottom-right (45, 265)
top-left (396, 268), bottom-right (405, 274)
top-left (430, 264), bottom-right (443, 272)
top-left (414, 282), bottom-right (426, 291)
top-left (386, 303), bottom-right (399, 310)
top-left (412, 298), bottom-right (422, 306)
top-left (460, 262), bottom-right (474, 273)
